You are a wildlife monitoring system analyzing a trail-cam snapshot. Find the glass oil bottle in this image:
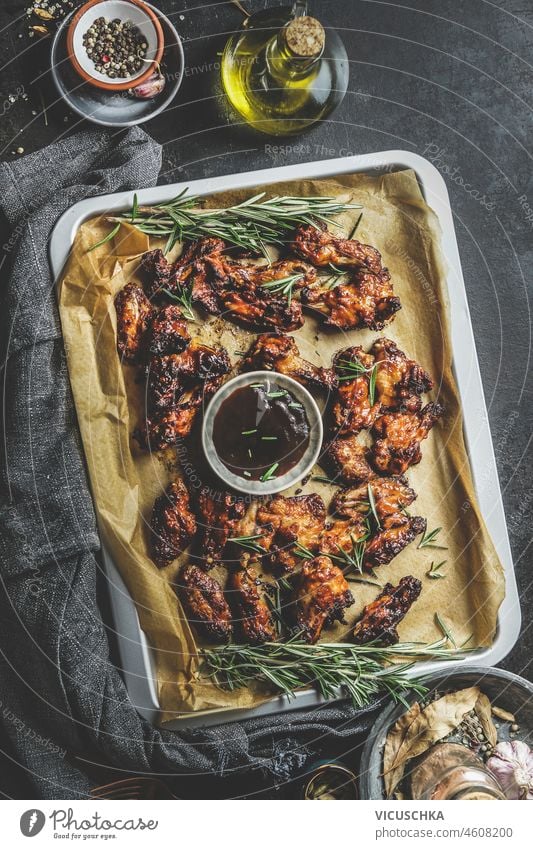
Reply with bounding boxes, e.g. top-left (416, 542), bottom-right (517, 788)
top-left (221, 2), bottom-right (349, 136)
